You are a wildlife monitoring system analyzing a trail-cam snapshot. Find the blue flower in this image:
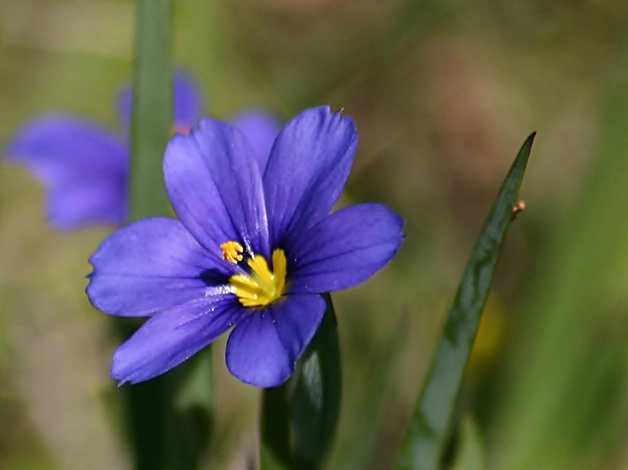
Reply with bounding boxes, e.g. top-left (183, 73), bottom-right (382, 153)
top-left (86, 106), bottom-right (404, 388)
top-left (4, 73), bottom-right (281, 231)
